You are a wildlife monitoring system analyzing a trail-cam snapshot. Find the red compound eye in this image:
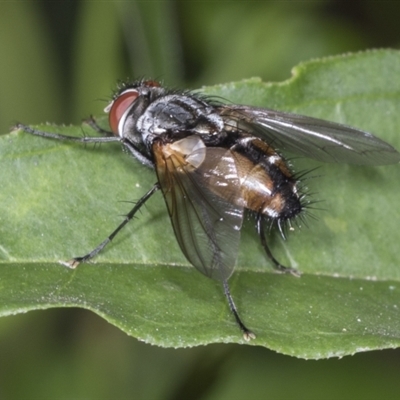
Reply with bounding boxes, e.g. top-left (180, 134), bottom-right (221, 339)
top-left (143, 80), bottom-right (160, 87)
top-left (108, 89), bottom-right (139, 135)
